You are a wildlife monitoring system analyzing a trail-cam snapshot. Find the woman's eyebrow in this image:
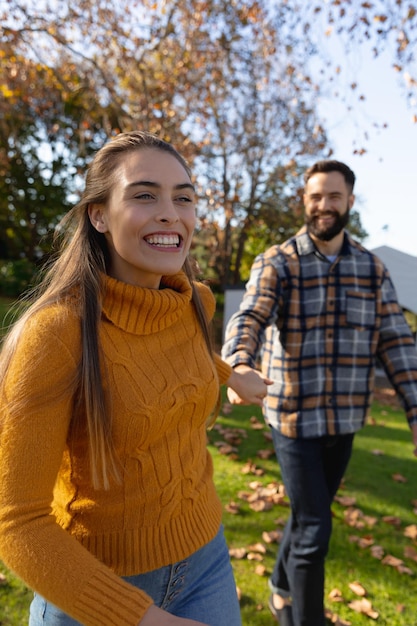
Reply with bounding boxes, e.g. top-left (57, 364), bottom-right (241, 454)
top-left (127, 180), bottom-right (195, 192)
